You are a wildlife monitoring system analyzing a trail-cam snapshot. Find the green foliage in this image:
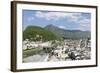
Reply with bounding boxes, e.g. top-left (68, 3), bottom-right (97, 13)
top-left (23, 24), bottom-right (91, 41)
top-left (23, 48), bottom-right (43, 58)
top-left (23, 26), bottom-right (59, 41)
